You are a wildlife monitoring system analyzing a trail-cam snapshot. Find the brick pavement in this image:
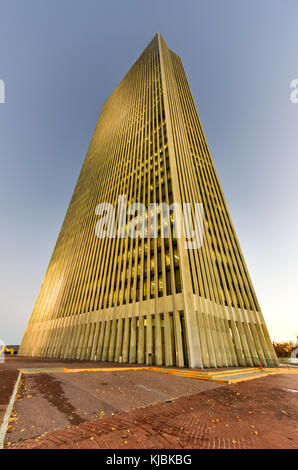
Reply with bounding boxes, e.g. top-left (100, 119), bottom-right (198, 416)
top-left (4, 368), bottom-right (221, 443)
top-left (7, 374), bottom-right (298, 449)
